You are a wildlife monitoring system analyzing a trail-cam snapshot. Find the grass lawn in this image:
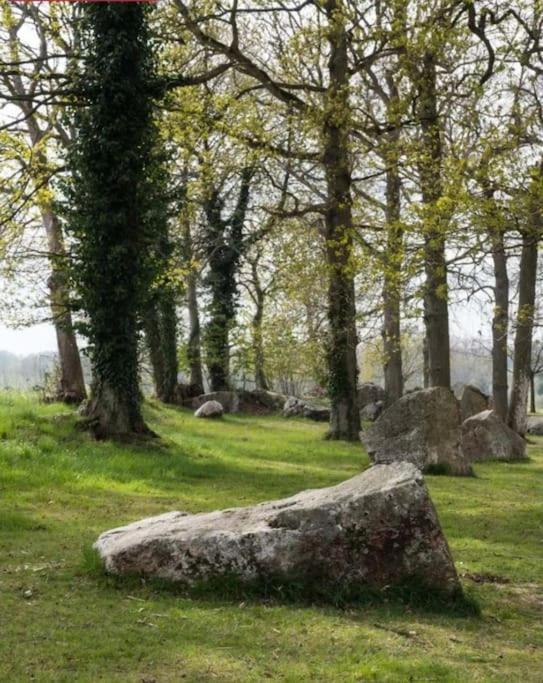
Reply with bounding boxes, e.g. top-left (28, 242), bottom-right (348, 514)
top-left (0, 392), bottom-right (542, 682)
